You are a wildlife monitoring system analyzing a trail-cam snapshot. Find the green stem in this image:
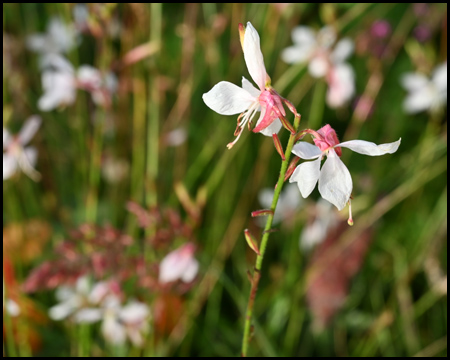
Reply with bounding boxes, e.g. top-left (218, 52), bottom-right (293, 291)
top-left (241, 113), bottom-right (301, 357)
